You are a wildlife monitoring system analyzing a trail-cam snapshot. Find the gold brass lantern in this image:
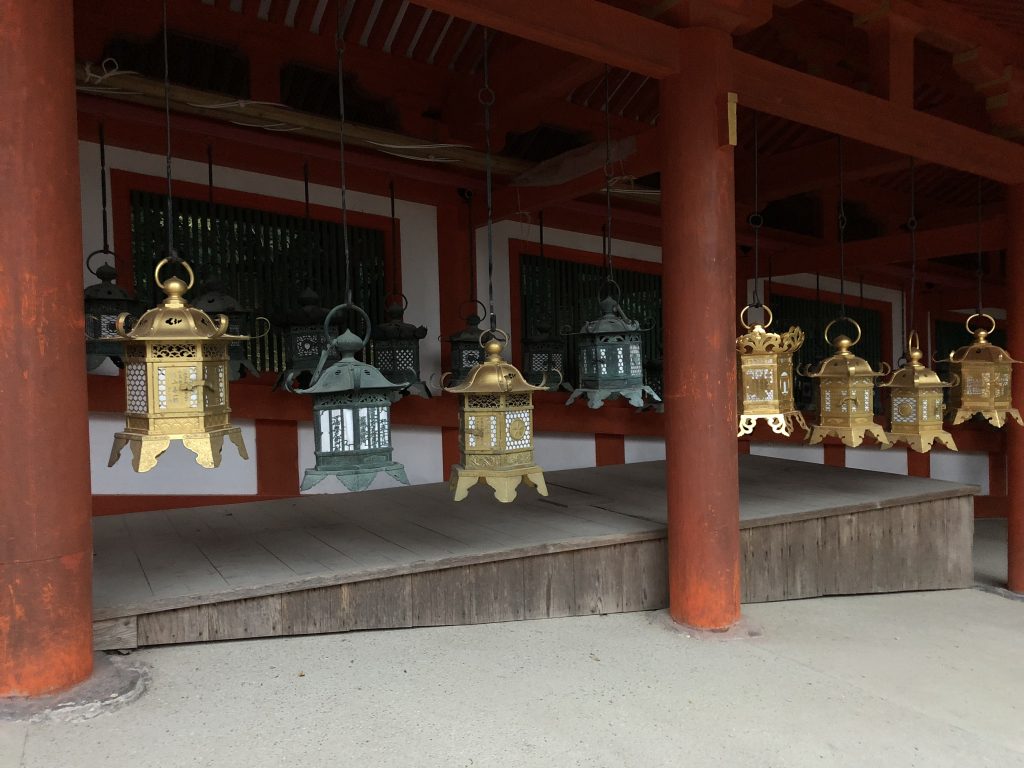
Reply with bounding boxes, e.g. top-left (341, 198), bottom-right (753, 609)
top-left (946, 313), bottom-right (1022, 428)
top-left (803, 318), bottom-right (891, 448)
top-left (736, 305), bottom-right (808, 437)
top-left (107, 258), bottom-right (249, 472)
top-left (880, 331), bottom-right (956, 452)
top-left (444, 330), bottom-right (548, 503)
